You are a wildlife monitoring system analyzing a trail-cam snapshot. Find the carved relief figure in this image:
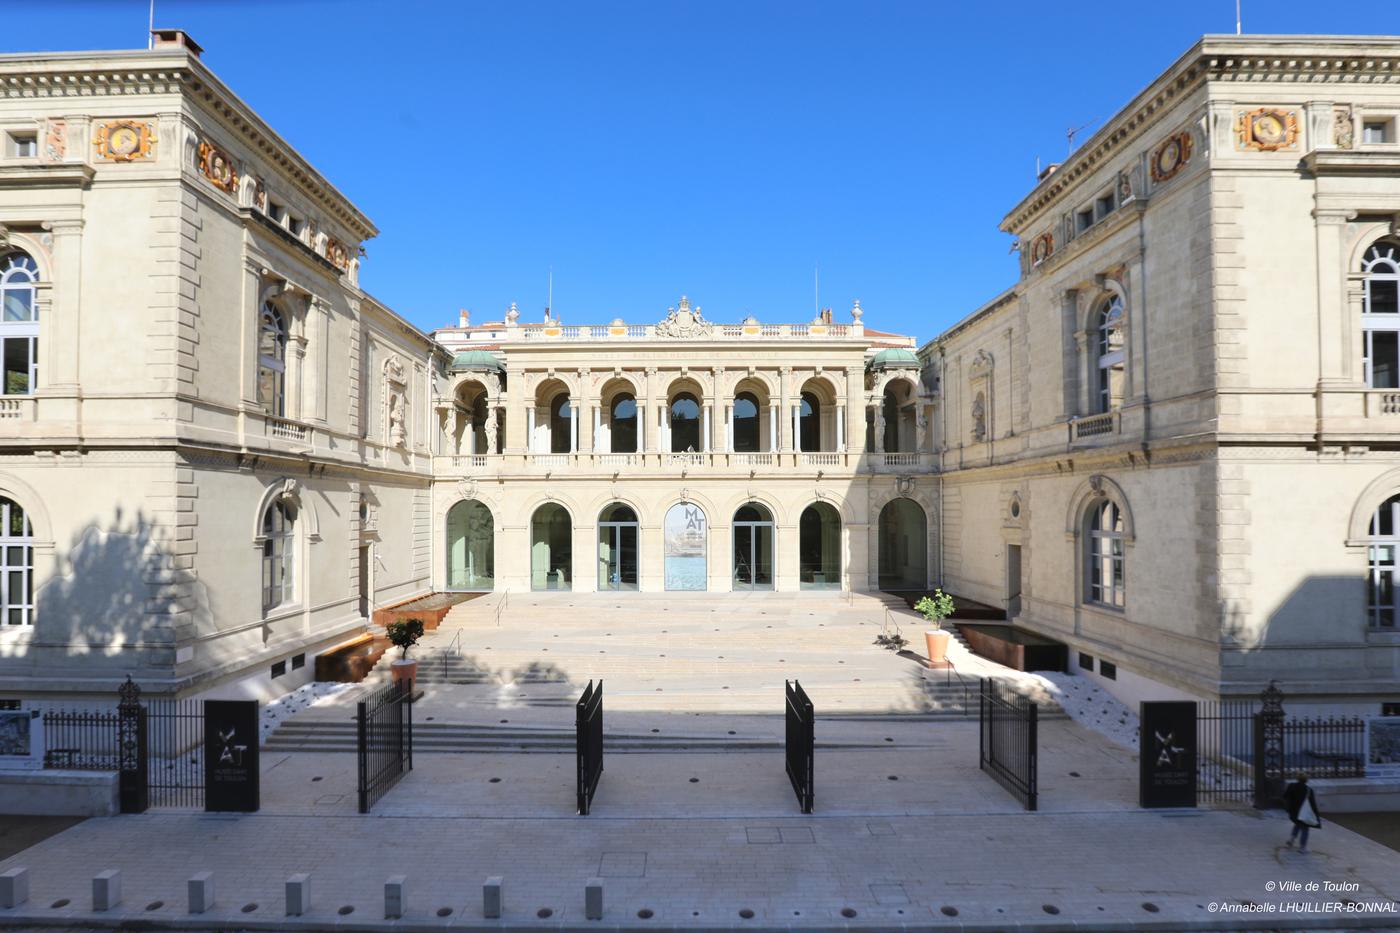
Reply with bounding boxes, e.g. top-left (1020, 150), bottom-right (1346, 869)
top-left (971, 392), bottom-right (987, 442)
top-left (43, 119), bottom-right (66, 162)
top-left (253, 178), bottom-right (267, 211)
top-left (325, 238), bottom-right (349, 271)
top-left (1334, 108), bottom-right (1355, 149)
top-left (655, 296), bottom-right (715, 338)
top-left (1150, 131), bottom-right (1192, 182)
top-left (483, 408), bottom-right (498, 453)
top-left (388, 393), bottom-right (406, 448)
